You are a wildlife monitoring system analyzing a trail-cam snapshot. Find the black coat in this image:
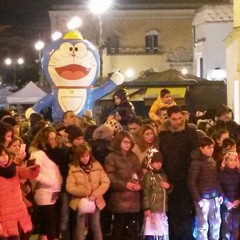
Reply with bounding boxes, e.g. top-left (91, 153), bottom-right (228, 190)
top-left (218, 168), bottom-right (240, 204)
